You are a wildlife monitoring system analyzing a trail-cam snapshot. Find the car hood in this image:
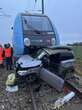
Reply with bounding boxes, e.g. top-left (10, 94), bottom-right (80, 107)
top-left (17, 55), bottom-right (41, 68)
